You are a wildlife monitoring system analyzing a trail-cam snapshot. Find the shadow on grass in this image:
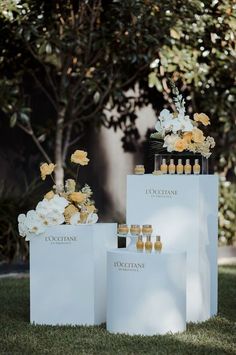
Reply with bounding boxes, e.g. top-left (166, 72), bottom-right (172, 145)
top-left (0, 266), bottom-right (235, 354)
